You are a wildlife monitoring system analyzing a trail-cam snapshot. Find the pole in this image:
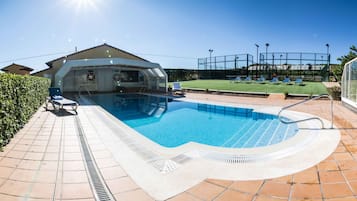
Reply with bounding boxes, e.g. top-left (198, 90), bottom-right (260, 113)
top-left (209, 49), bottom-right (213, 79)
top-left (255, 44), bottom-right (259, 78)
top-left (326, 43), bottom-right (330, 78)
top-left (265, 43), bottom-right (269, 77)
